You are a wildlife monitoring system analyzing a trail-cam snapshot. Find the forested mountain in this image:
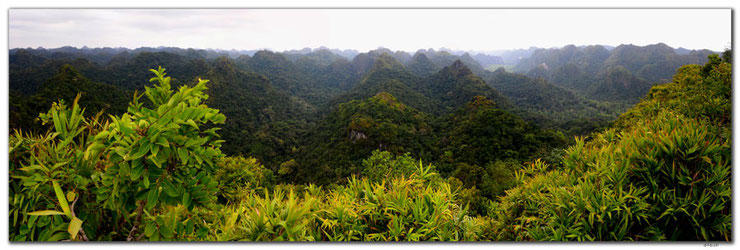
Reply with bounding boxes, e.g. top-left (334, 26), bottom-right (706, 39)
top-left (490, 47), bottom-right (538, 65)
top-left (8, 43), bottom-right (731, 241)
top-left (604, 43), bottom-right (715, 82)
top-left (293, 92), bottom-right (436, 184)
top-left (512, 43), bottom-right (716, 102)
top-left (423, 60), bottom-right (510, 112)
top-left (9, 65), bottom-right (132, 131)
top-left (9, 44), bottom-right (712, 177)
top-left (411, 49), bottom-right (487, 75)
top-left (514, 45), bottom-right (611, 75)
top-left (472, 53), bottom-right (505, 67)
top-left (437, 96), bottom-right (565, 169)
top-left (284, 46), bottom-right (360, 60)
top-left (333, 54), bottom-right (509, 116)
top-left (202, 58), bottom-right (311, 166)
top-left (483, 68), bottom-right (626, 134)
top-left (9, 46), bottom-right (251, 65)
top-left (406, 52), bottom-right (441, 77)
top-left (331, 54), bottom-right (439, 113)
